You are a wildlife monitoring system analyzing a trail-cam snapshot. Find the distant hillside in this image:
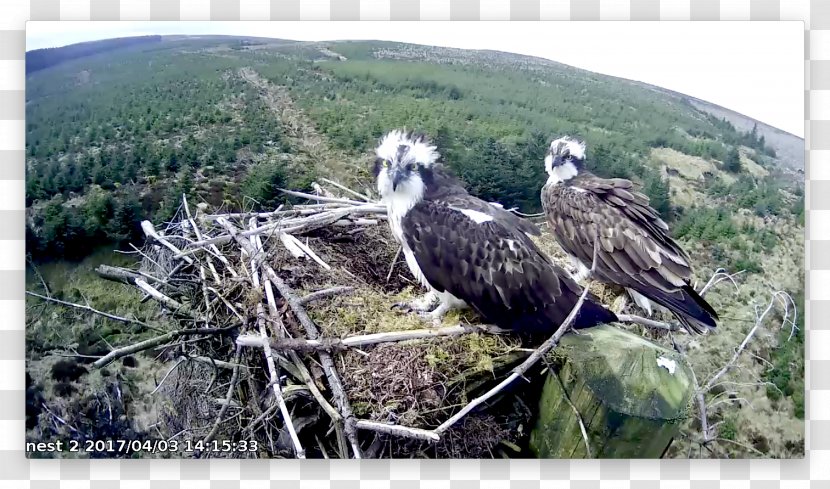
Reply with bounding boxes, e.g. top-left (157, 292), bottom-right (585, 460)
top-left (26, 36), bottom-right (162, 74)
top-left (23, 35), bottom-right (804, 459)
top-left (358, 40), bottom-right (804, 173)
top-left (628, 80), bottom-right (804, 173)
